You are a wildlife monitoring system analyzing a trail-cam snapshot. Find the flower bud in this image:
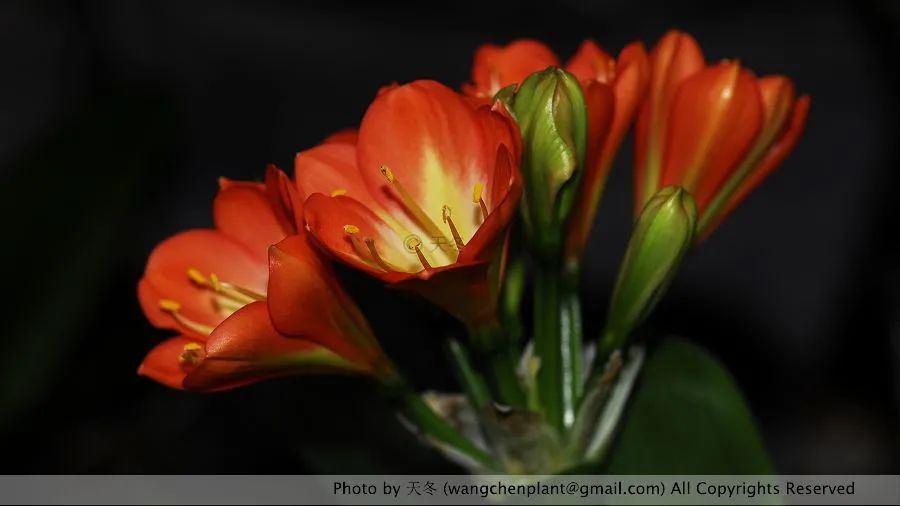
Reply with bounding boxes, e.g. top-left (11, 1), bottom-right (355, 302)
top-left (600, 186), bottom-right (697, 355)
top-left (509, 67), bottom-right (588, 258)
